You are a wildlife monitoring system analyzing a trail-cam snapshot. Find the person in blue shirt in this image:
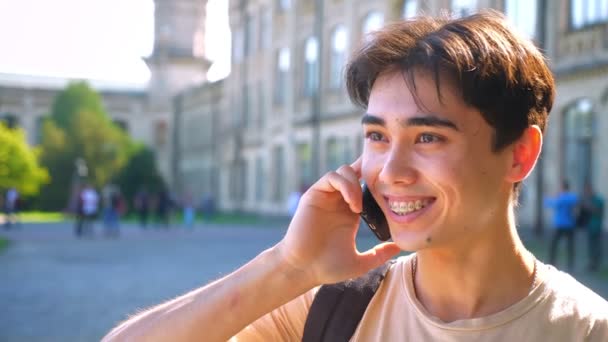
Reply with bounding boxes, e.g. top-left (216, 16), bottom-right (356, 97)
top-left (579, 183), bottom-right (605, 272)
top-left (545, 180), bottom-right (579, 271)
